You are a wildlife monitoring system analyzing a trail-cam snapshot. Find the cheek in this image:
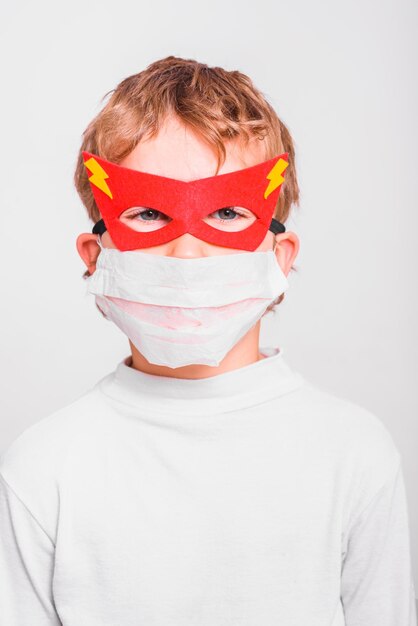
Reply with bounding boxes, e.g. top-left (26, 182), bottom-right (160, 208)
top-left (133, 242), bottom-right (180, 256)
top-left (134, 236), bottom-right (245, 257)
top-left (101, 231), bottom-right (117, 248)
